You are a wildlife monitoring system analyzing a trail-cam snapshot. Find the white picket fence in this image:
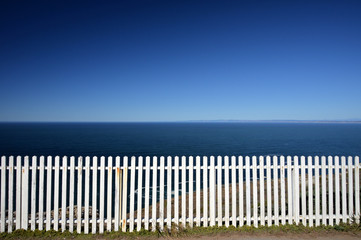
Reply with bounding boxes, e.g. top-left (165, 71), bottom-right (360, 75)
top-left (0, 155), bottom-right (360, 233)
